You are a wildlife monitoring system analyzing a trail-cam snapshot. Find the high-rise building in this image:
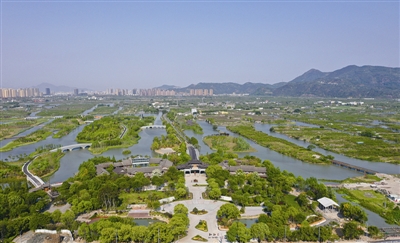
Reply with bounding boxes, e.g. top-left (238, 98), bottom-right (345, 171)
top-left (74, 89), bottom-right (79, 96)
top-left (45, 88), bottom-right (50, 95)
